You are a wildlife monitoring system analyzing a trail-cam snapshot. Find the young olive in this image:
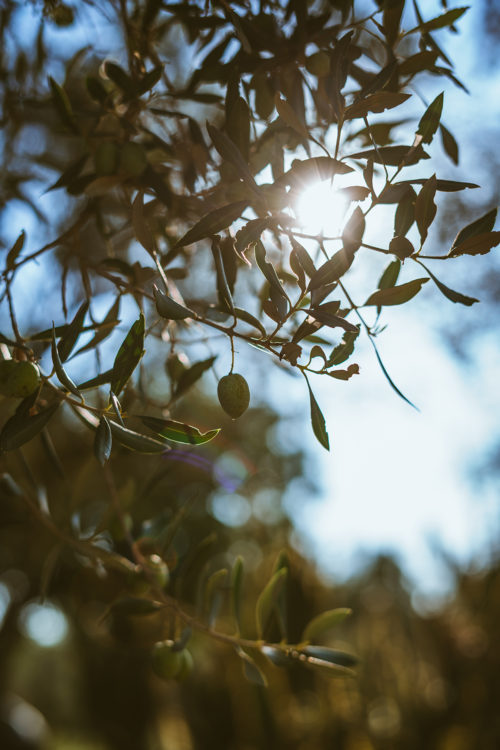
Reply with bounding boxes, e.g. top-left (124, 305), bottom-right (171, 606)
top-left (0, 360), bottom-right (41, 398)
top-left (217, 373), bottom-right (250, 419)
